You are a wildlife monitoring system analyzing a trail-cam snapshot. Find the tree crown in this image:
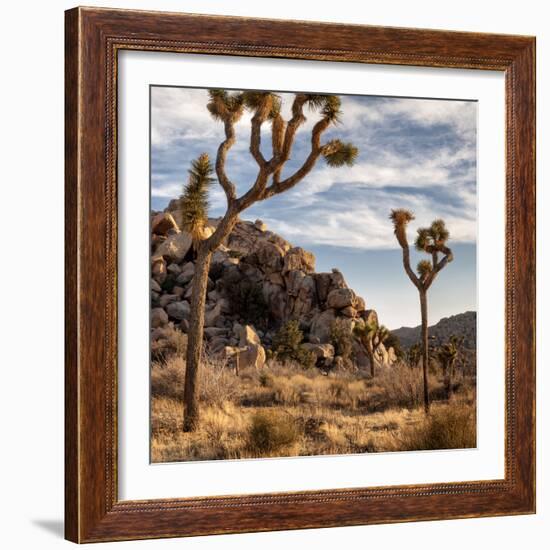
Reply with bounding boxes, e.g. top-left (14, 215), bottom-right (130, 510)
top-left (414, 219), bottom-right (450, 252)
top-left (389, 208), bottom-right (415, 229)
top-left (390, 209), bottom-right (454, 291)
top-left (417, 259), bottom-right (433, 280)
top-left (198, 89), bottom-right (359, 251)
